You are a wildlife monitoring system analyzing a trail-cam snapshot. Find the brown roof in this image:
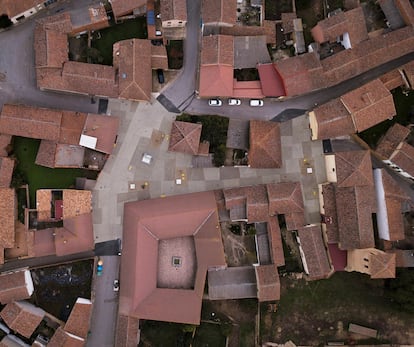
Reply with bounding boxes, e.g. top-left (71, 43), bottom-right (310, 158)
top-left (343, 7), bottom-right (369, 46)
top-left (70, 4), bottom-right (110, 35)
top-left (281, 13), bottom-right (297, 33)
top-left (120, 191), bottom-right (226, 324)
top-left (113, 39), bottom-right (152, 102)
top-left (297, 224), bottom-right (332, 280)
top-left (246, 185), bottom-right (269, 223)
top-left (201, 35), bottom-right (233, 66)
top-left (115, 315), bottom-right (140, 347)
top-left (64, 298), bottom-right (92, 339)
top-left (34, 26), bottom-right (68, 69)
top-left (60, 111), bottom-right (87, 145)
top-left (32, 228), bottom-right (56, 257)
top-left (0, 134), bottom-right (12, 157)
top-left (321, 183), bottom-right (339, 243)
top-left (376, 123), bottom-right (410, 159)
top-left (310, 99), bottom-right (355, 140)
top-left (0, 270), bottom-right (33, 304)
top-left (380, 69), bottom-right (405, 91)
top-left (267, 182), bottom-right (304, 216)
top-left (403, 60), bottom-right (414, 88)
top-left (0, 188), bottom-right (15, 249)
top-left (334, 150), bottom-right (373, 187)
top-left (0, 0), bottom-right (44, 18)
top-left (35, 141), bottom-right (57, 169)
top-left (336, 185), bottom-right (376, 250)
top-left (249, 121), bottom-right (282, 168)
top-left (0, 301), bottom-right (44, 338)
top-left (284, 212), bottom-right (305, 231)
top-left (48, 326), bottom-right (84, 347)
top-left (168, 121), bottom-right (202, 155)
top-left (370, 252), bottom-right (396, 279)
top-left (0, 104), bottom-right (62, 141)
top-left (341, 79), bottom-right (396, 132)
top-left (267, 217), bottom-right (285, 266)
top-left (202, 0), bottom-right (236, 25)
top-left (62, 190), bottom-right (92, 219)
top-left (82, 113), bottom-right (119, 154)
top-left (151, 44), bottom-right (169, 70)
top-left (223, 187), bottom-right (247, 210)
top-left (199, 65), bottom-right (234, 97)
top-left (255, 264), bottom-right (280, 302)
top-left (0, 157), bottom-right (14, 188)
top-left (160, 0), bottom-right (187, 21)
top-left (311, 10), bottom-right (348, 43)
top-left (54, 213), bottom-right (94, 256)
top-left (110, 0), bottom-right (146, 19)
top-left (390, 142), bottom-right (414, 177)
top-left (396, 0), bottom-right (414, 26)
